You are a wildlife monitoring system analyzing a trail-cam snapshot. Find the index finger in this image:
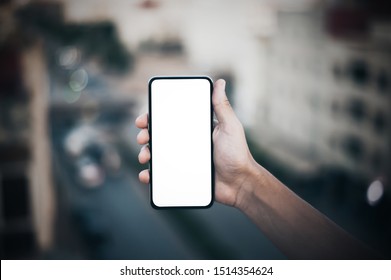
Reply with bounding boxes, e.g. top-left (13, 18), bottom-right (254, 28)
top-left (135, 113), bottom-right (148, 129)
